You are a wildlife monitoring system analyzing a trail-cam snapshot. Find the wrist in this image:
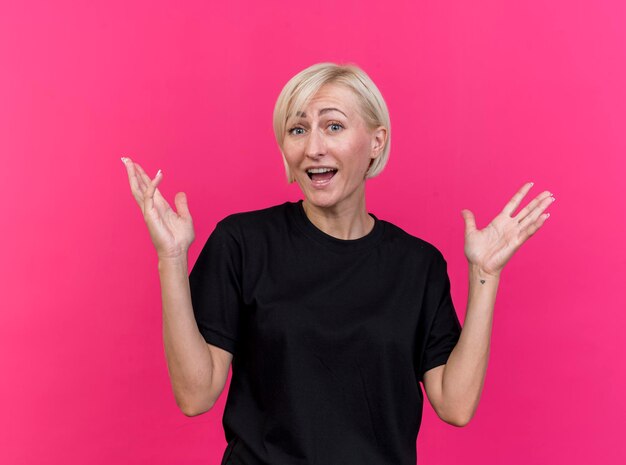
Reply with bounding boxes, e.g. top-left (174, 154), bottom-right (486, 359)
top-left (468, 262), bottom-right (501, 280)
top-left (158, 254), bottom-right (188, 271)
